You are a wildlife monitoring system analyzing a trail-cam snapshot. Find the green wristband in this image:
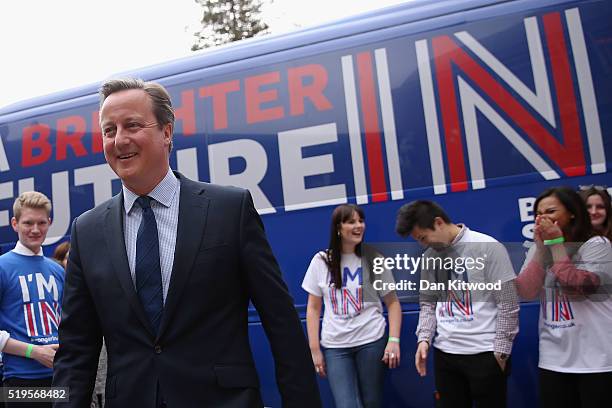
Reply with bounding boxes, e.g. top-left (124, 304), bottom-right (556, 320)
top-left (25, 344), bottom-right (33, 359)
top-left (388, 336), bottom-right (400, 343)
top-left (544, 236), bottom-right (565, 246)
